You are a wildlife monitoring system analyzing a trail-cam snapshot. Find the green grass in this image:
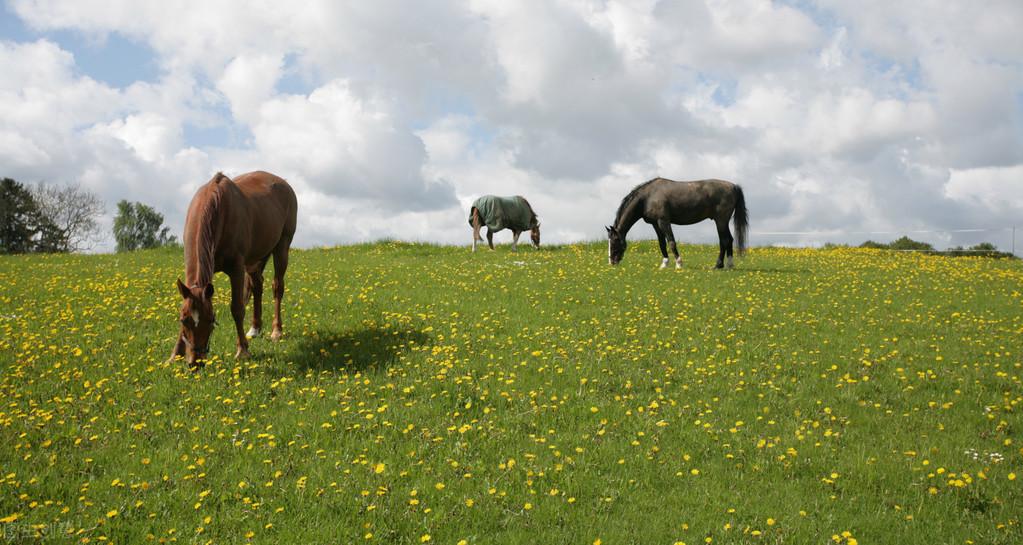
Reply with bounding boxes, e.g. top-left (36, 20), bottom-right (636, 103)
top-left (1, 241), bottom-right (1021, 544)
